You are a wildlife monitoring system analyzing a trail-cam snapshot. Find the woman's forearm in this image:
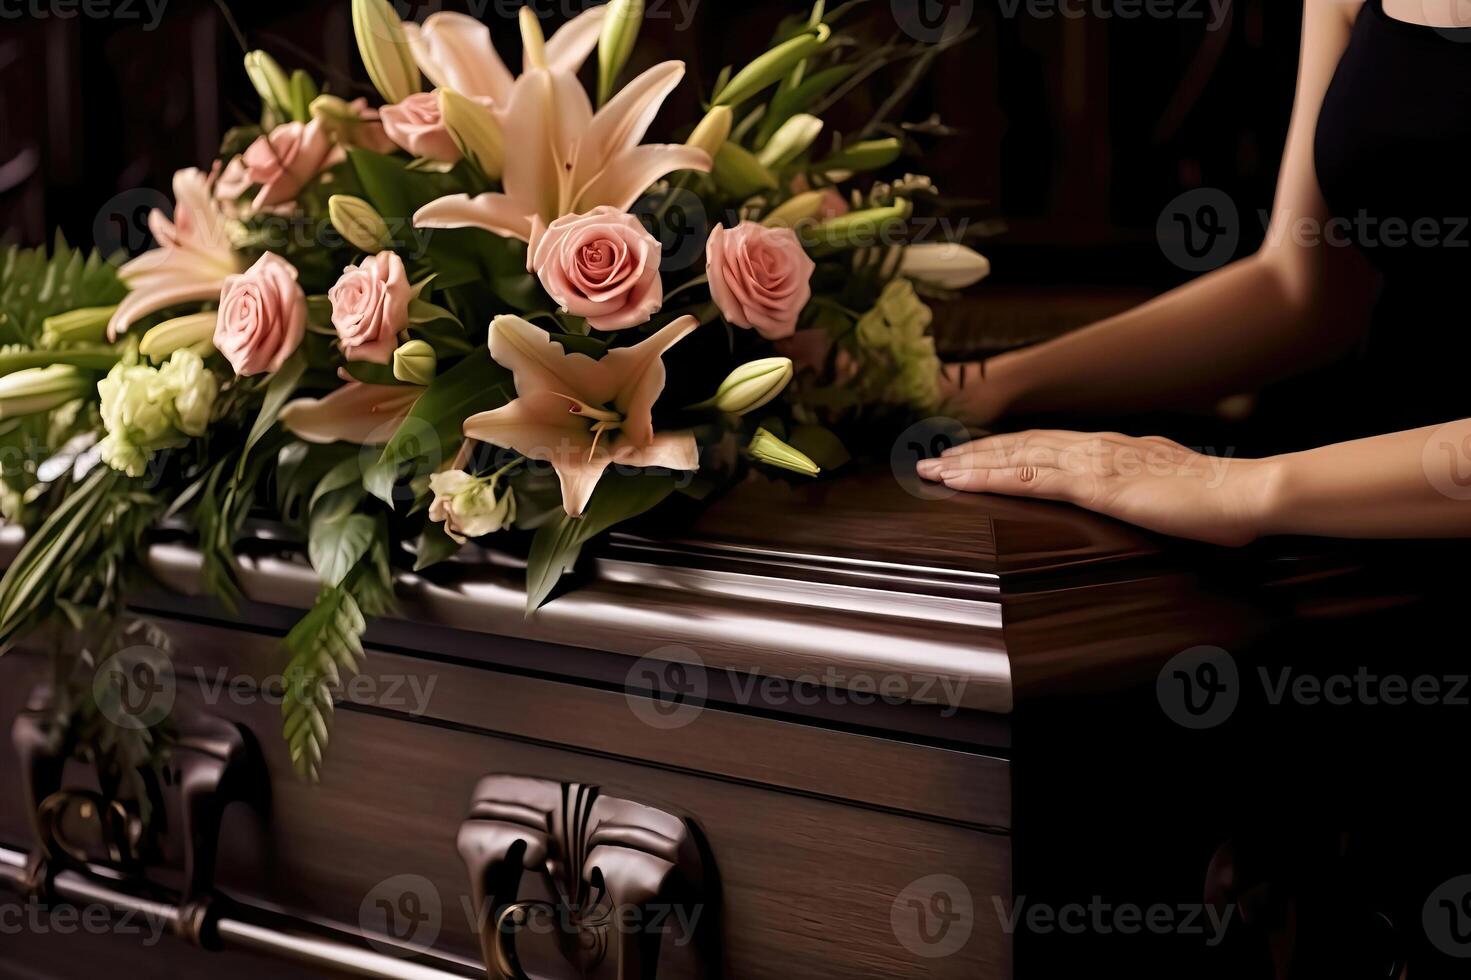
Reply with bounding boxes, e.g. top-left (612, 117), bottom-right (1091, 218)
top-left (1257, 420), bottom-right (1471, 539)
top-left (988, 249), bottom-right (1374, 418)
